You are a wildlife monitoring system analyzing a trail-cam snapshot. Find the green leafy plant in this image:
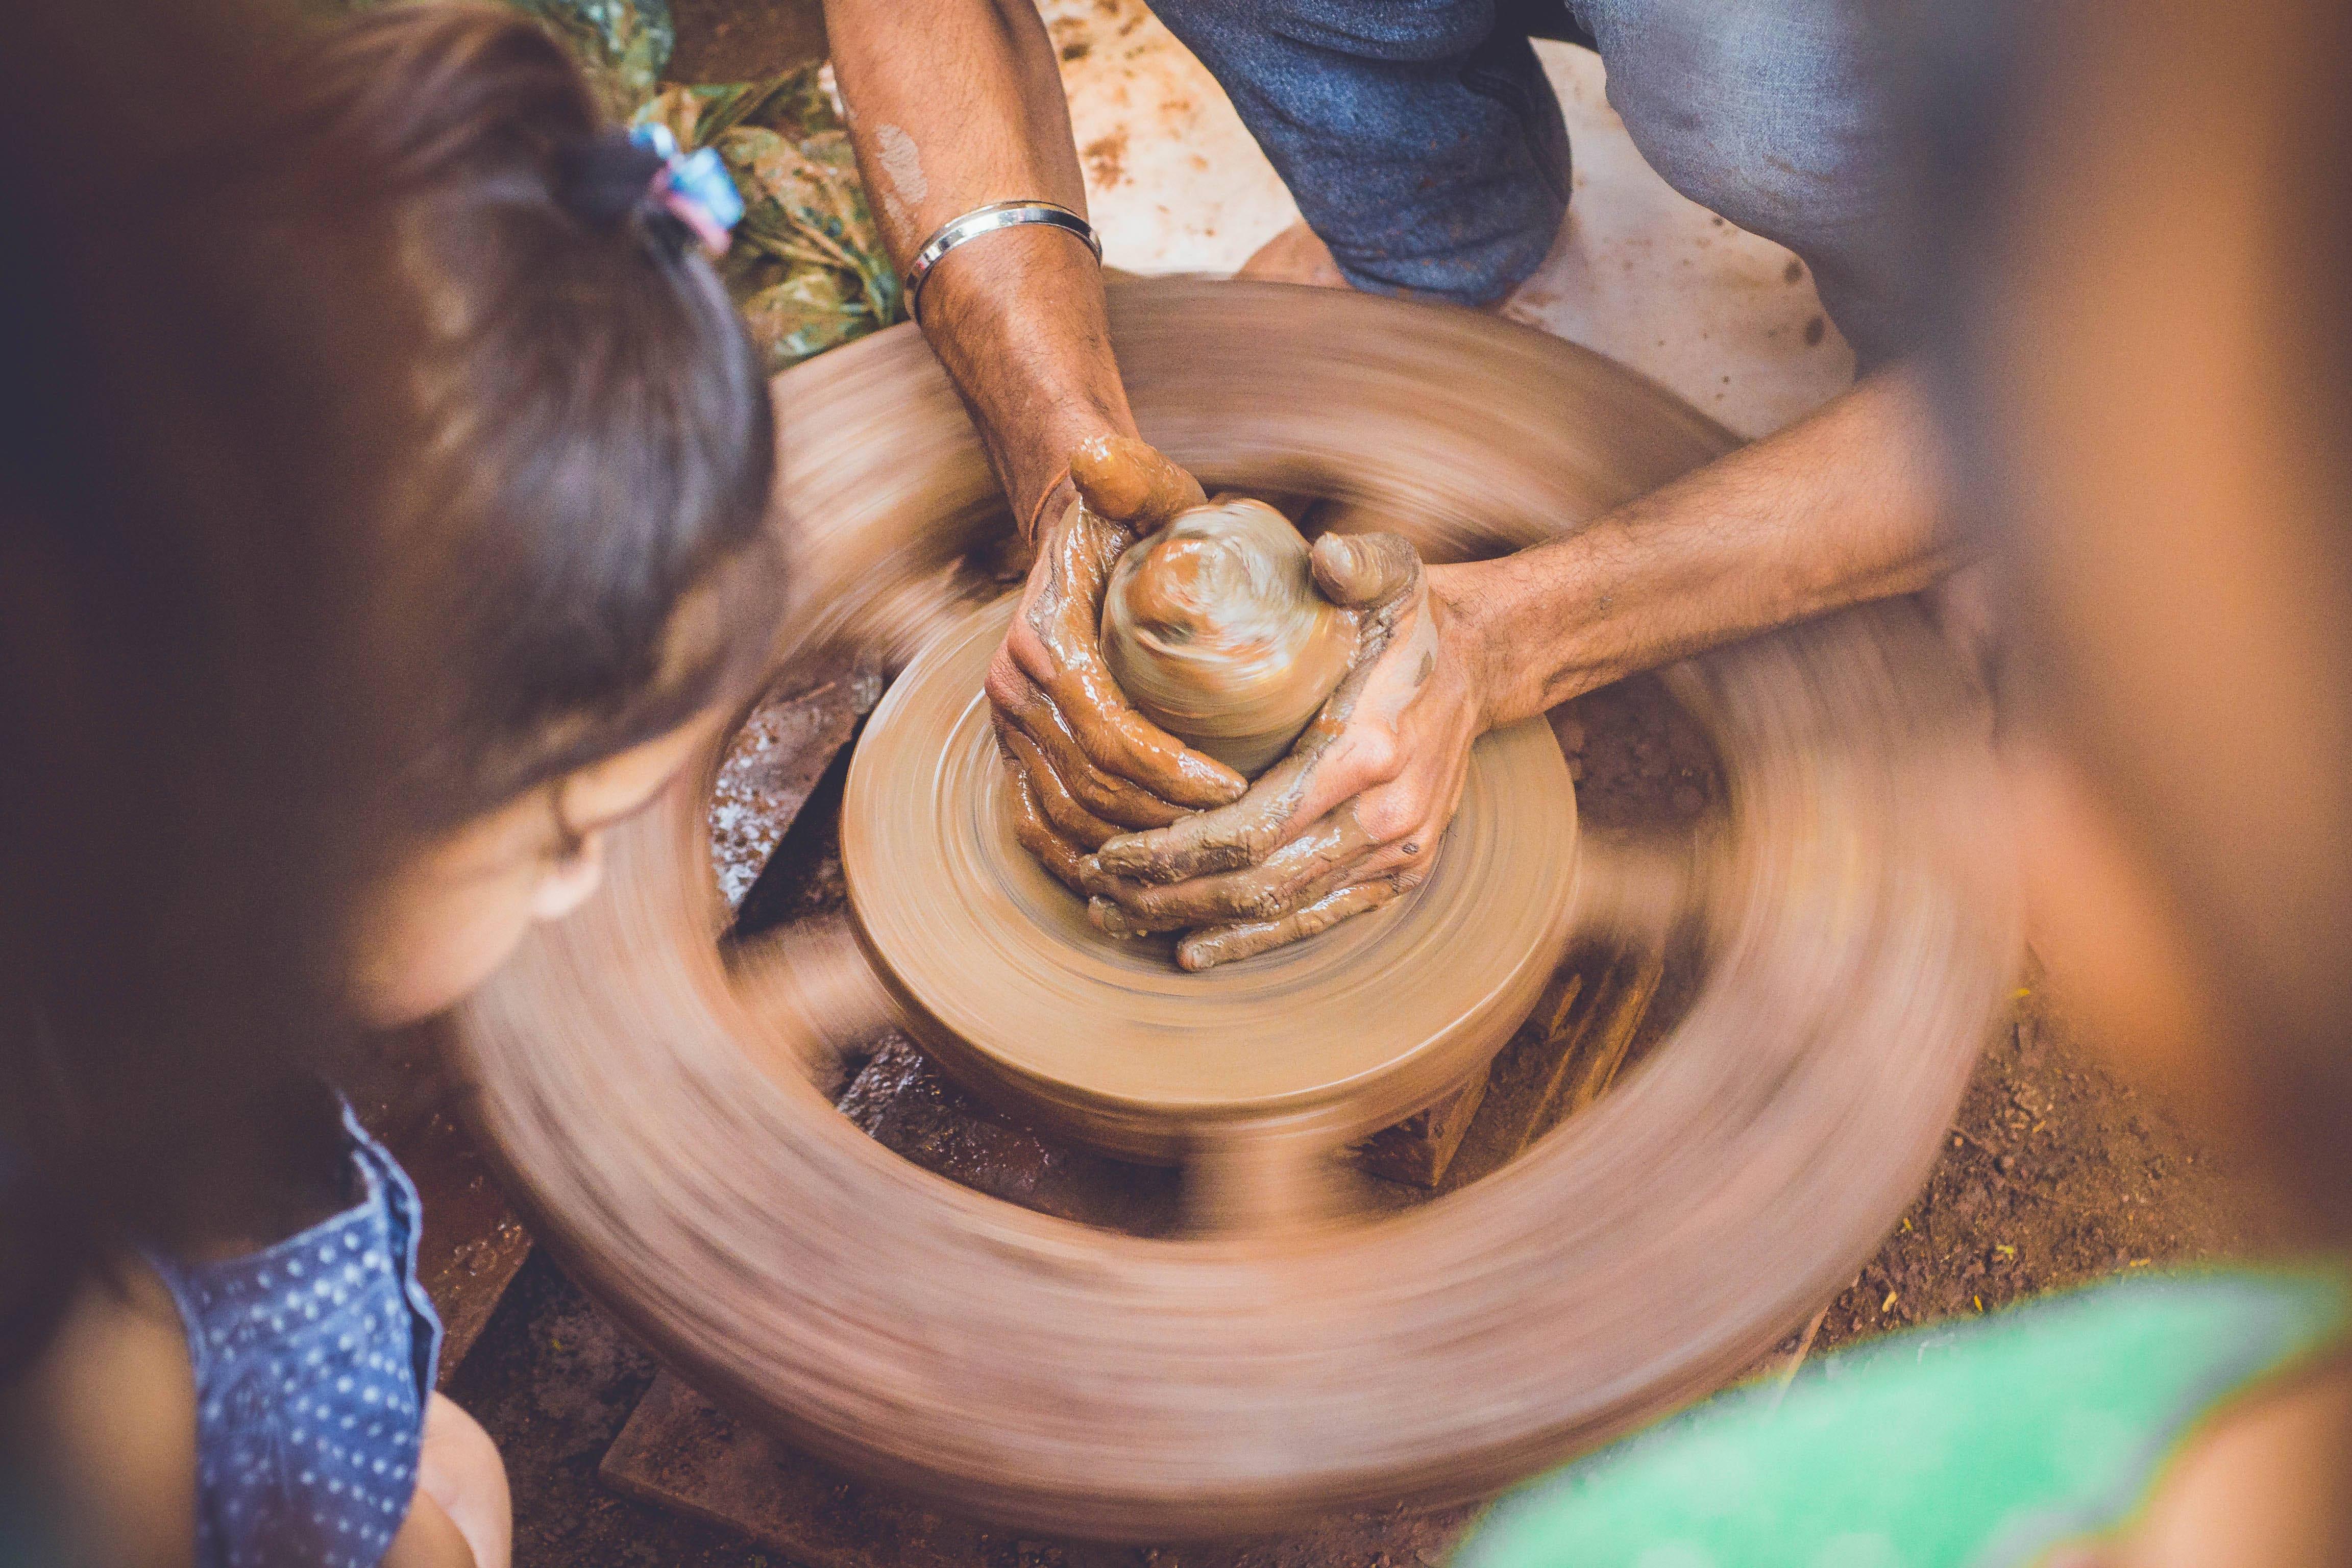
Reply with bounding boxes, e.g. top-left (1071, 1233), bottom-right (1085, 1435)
top-left (328, 0), bottom-right (901, 370)
top-left (634, 70), bottom-right (901, 373)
